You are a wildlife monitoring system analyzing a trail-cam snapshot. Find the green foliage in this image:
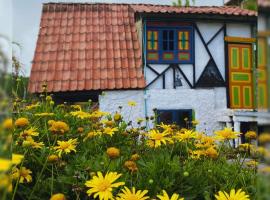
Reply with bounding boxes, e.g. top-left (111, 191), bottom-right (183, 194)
top-left (242, 0), bottom-right (257, 11)
top-left (172, 0), bottom-right (195, 7)
top-left (9, 98), bottom-right (258, 200)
